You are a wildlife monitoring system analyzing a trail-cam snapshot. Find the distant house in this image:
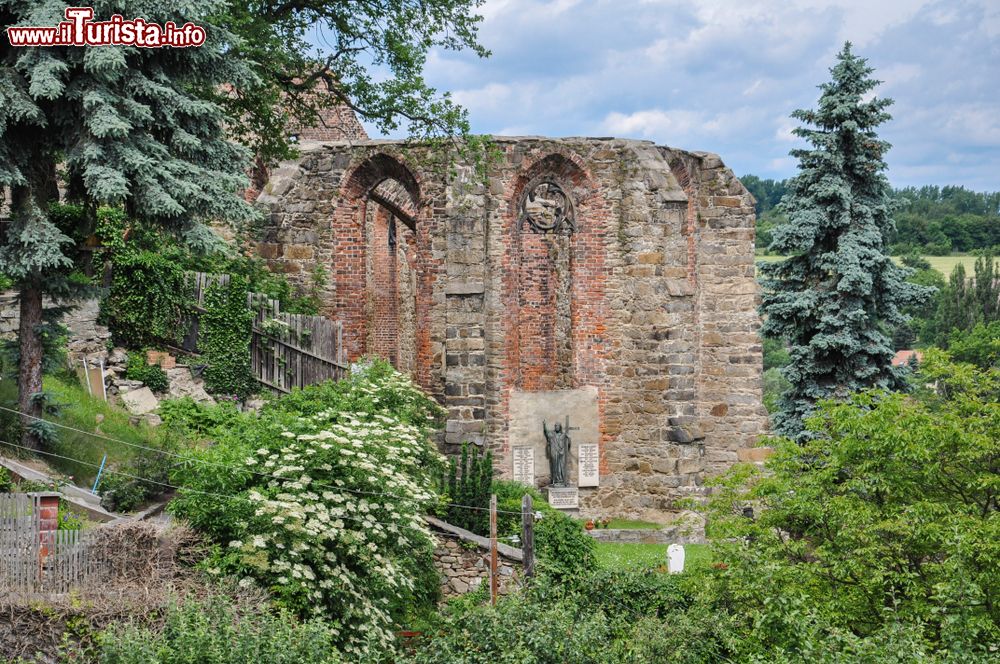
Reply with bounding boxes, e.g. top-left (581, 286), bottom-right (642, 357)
top-left (892, 350), bottom-right (924, 367)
